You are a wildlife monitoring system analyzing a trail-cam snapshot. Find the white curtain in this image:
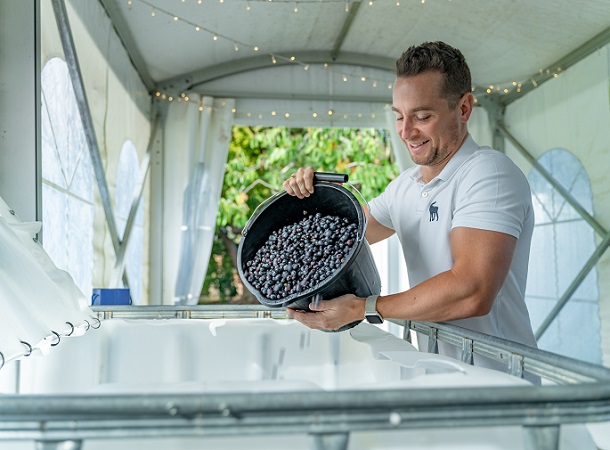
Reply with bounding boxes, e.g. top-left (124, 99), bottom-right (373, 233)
top-left (163, 96), bottom-right (235, 305)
